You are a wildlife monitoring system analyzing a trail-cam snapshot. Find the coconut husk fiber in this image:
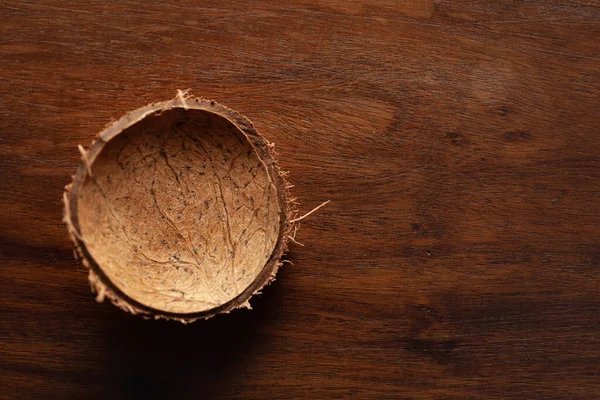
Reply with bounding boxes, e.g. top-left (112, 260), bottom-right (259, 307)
top-left (63, 92), bottom-right (296, 323)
